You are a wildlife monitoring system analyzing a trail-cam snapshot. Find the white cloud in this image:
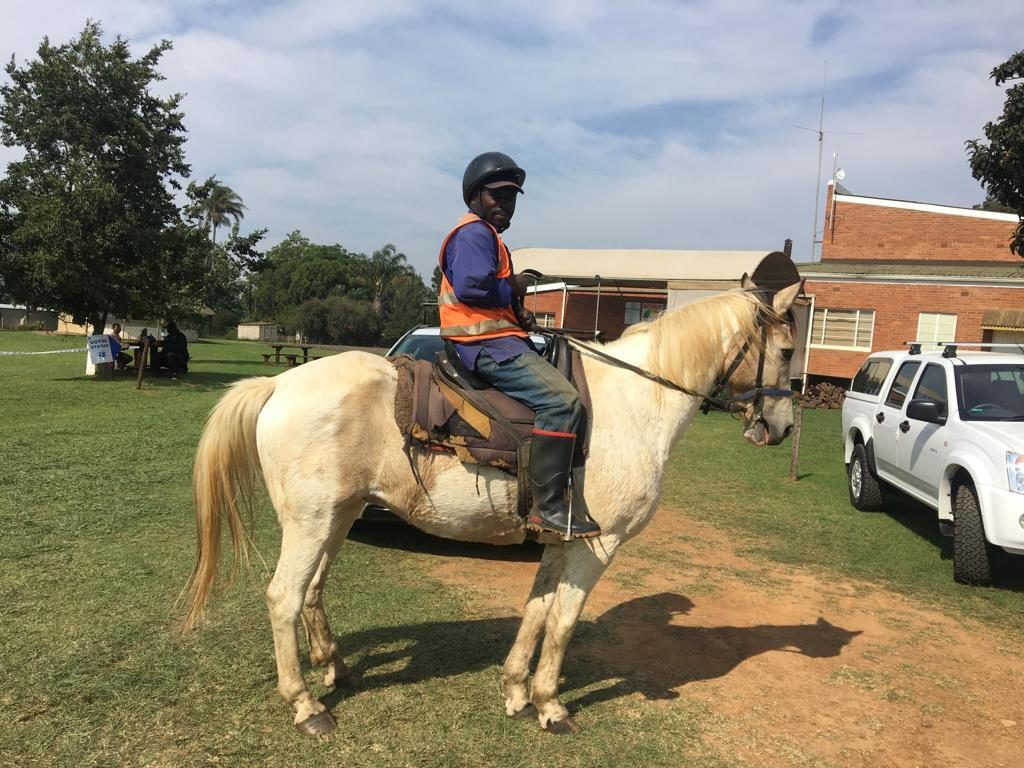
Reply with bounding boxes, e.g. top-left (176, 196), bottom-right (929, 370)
top-left (1, 0), bottom-right (1021, 276)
